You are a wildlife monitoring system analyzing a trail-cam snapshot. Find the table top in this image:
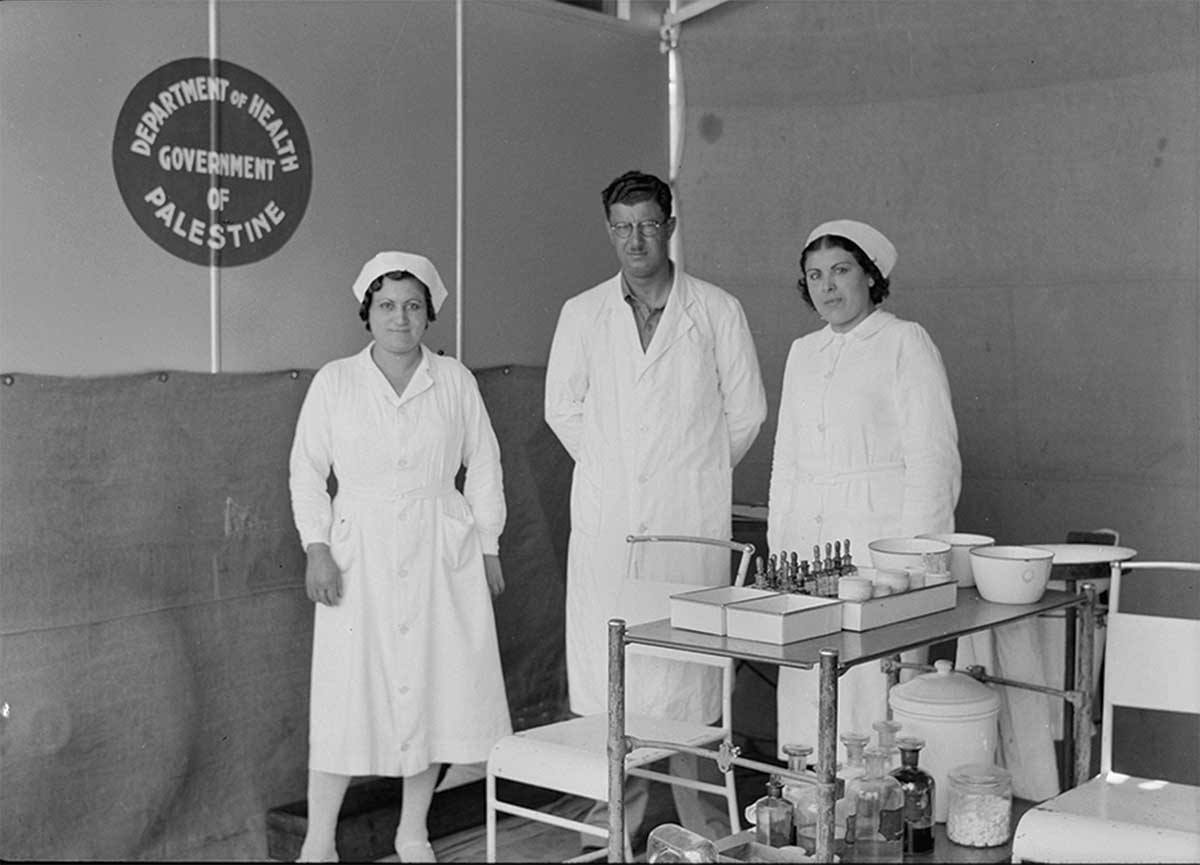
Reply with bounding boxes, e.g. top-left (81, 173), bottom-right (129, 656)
top-left (623, 588), bottom-right (1084, 671)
